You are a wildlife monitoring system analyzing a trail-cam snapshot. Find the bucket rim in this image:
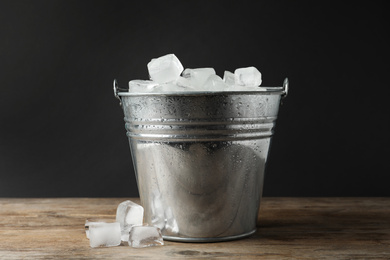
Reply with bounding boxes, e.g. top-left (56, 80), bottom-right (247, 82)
top-left (113, 78), bottom-right (288, 105)
top-left (117, 86), bottom-right (284, 97)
